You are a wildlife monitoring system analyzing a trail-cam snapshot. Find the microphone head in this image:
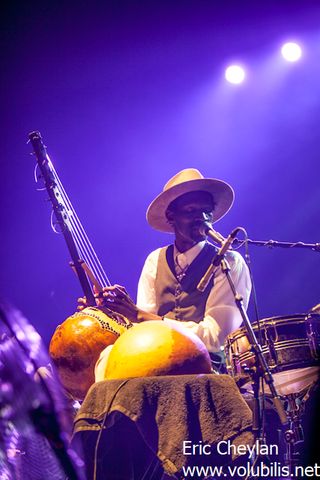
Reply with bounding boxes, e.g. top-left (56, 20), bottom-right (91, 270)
top-left (198, 221), bottom-right (212, 236)
top-left (198, 222), bottom-right (225, 245)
